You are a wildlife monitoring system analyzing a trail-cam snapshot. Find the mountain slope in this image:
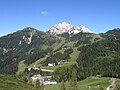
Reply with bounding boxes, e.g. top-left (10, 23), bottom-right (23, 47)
top-left (0, 27), bottom-right (60, 74)
top-left (0, 74), bottom-right (33, 90)
top-left (77, 28), bottom-right (120, 78)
